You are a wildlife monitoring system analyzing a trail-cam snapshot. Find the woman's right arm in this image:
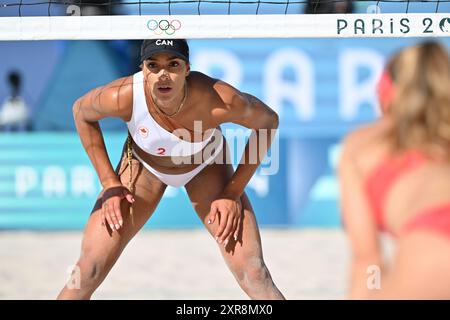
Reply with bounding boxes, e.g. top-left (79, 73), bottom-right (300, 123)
top-left (72, 76), bottom-right (133, 230)
top-left (338, 131), bottom-right (383, 299)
